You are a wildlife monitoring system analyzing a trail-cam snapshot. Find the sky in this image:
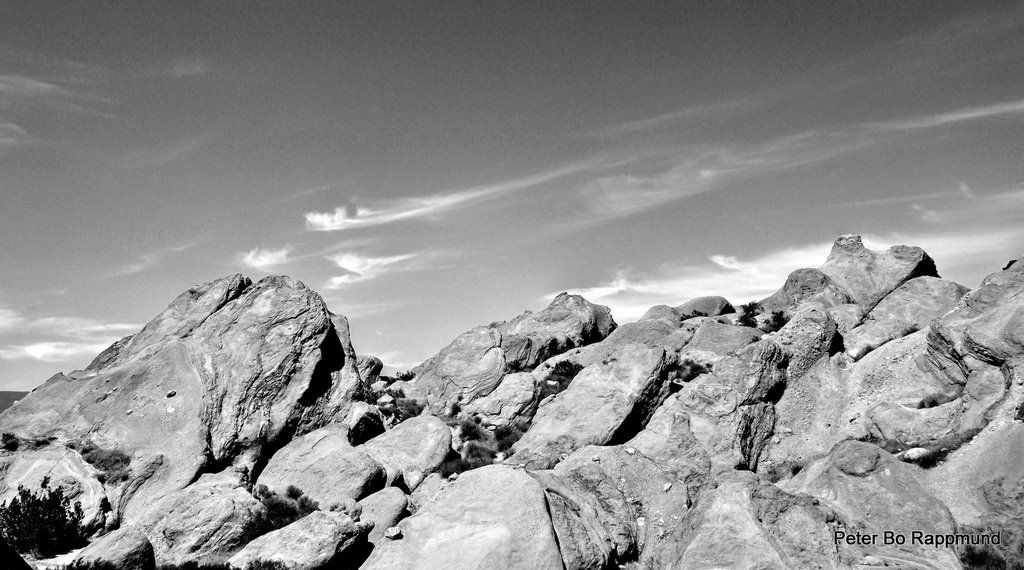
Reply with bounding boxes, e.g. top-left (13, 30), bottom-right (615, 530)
top-left (2, 1), bottom-right (1023, 390)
